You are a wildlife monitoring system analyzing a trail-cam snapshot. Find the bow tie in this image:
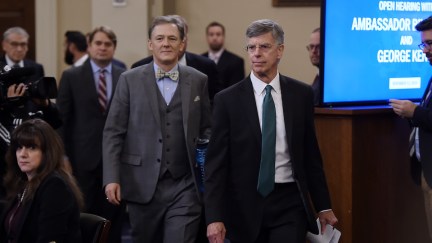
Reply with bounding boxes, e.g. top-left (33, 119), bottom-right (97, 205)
top-left (156, 69), bottom-right (179, 81)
